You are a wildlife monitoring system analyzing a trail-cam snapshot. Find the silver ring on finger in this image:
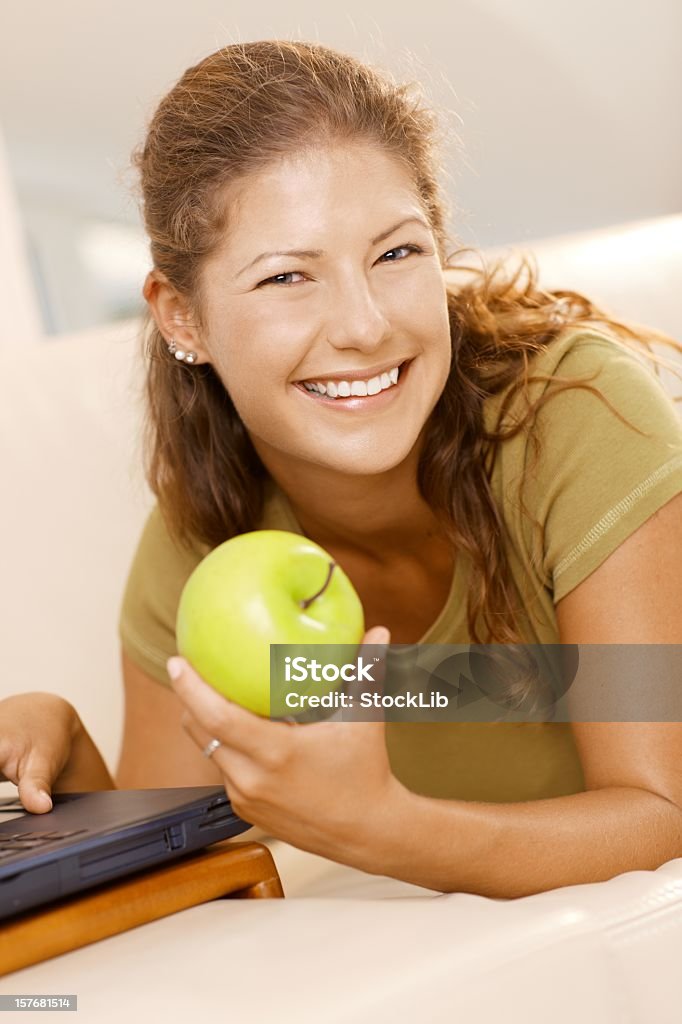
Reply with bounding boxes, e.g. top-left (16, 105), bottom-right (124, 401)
top-left (202, 737), bottom-right (222, 759)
